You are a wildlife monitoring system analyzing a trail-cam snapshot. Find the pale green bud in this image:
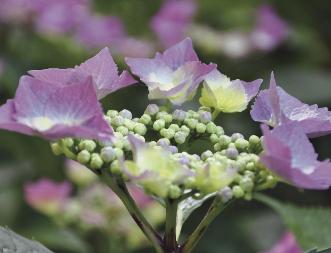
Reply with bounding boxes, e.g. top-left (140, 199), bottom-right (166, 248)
top-left (180, 125), bottom-right (190, 135)
top-left (219, 135), bottom-right (231, 148)
top-left (110, 160), bottom-right (122, 175)
top-left (63, 138), bottom-right (74, 147)
top-left (107, 110), bottom-right (118, 117)
top-left (210, 134), bottom-right (220, 144)
top-left (246, 162), bottom-right (255, 171)
top-left (104, 115), bottom-right (112, 124)
top-left (219, 187), bottom-right (233, 203)
top-left (90, 153), bottom-right (103, 169)
top-left (139, 114), bottom-right (152, 125)
top-left (249, 135), bottom-right (260, 145)
top-left (50, 142), bottom-right (62, 155)
top-left (119, 109), bottom-right (132, 119)
top-left (201, 150), bottom-right (213, 160)
top-left (145, 104), bottom-right (159, 115)
top-left (112, 115), bottom-right (125, 127)
top-left (215, 126), bottom-right (224, 135)
top-left (116, 126), bottom-right (129, 135)
top-left (153, 119), bottom-right (166, 131)
top-left (174, 131), bottom-right (187, 144)
top-left (214, 143), bottom-right (221, 151)
top-left (157, 138), bottom-right (170, 147)
top-left (225, 147), bottom-right (239, 159)
top-left (169, 185), bottom-right (181, 199)
top-left (231, 133), bottom-right (244, 142)
top-left (113, 139), bottom-right (124, 149)
top-left (114, 148), bottom-right (124, 159)
top-left (123, 118), bottom-right (135, 131)
top-left (134, 123), bottom-right (147, 135)
top-left (79, 140), bottom-right (96, 152)
top-left (101, 147), bottom-right (116, 163)
top-left (206, 122), bottom-right (217, 134)
top-left (186, 118), bottom-right (198, 129)
top-left (235, 139), bottom-right (249, 151)
top-left (160, 128), bottom-right (175, 139)
top-left (169, 124), bottom-right (180, 132)
top-left (196, 123), bottom-right (207, 133)
top-left (77, 150), bottom-right (91, 164)
top-left (122, 138), bottom-right (131, 151)
top-left (240, 177), bottom-right (254, 192)
top-left (232, 185), bottom-right (244, 198)
top-left (173, 110), bottom-right (187, 121)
